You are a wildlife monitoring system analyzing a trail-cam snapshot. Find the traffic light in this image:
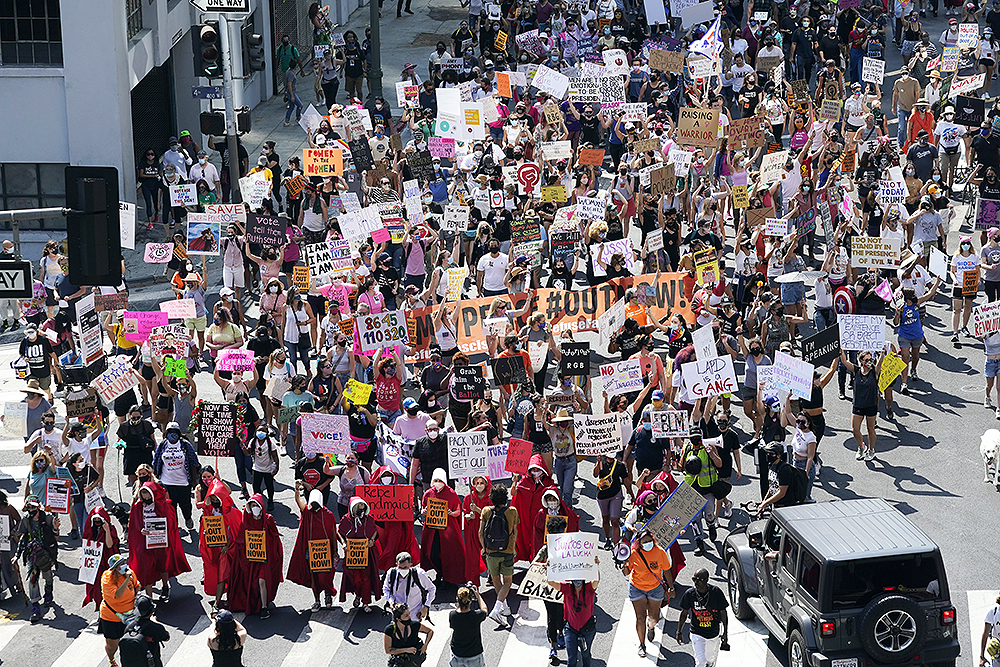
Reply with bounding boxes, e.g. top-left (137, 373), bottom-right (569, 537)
top-left (200, 111), bottom-right (226, 136)
top-left (243, 31), bottom-right (265, 72)
top-left (64, 167), bottom-right (122, 287)
top-left (192, 22), bottom-right (221, 78)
